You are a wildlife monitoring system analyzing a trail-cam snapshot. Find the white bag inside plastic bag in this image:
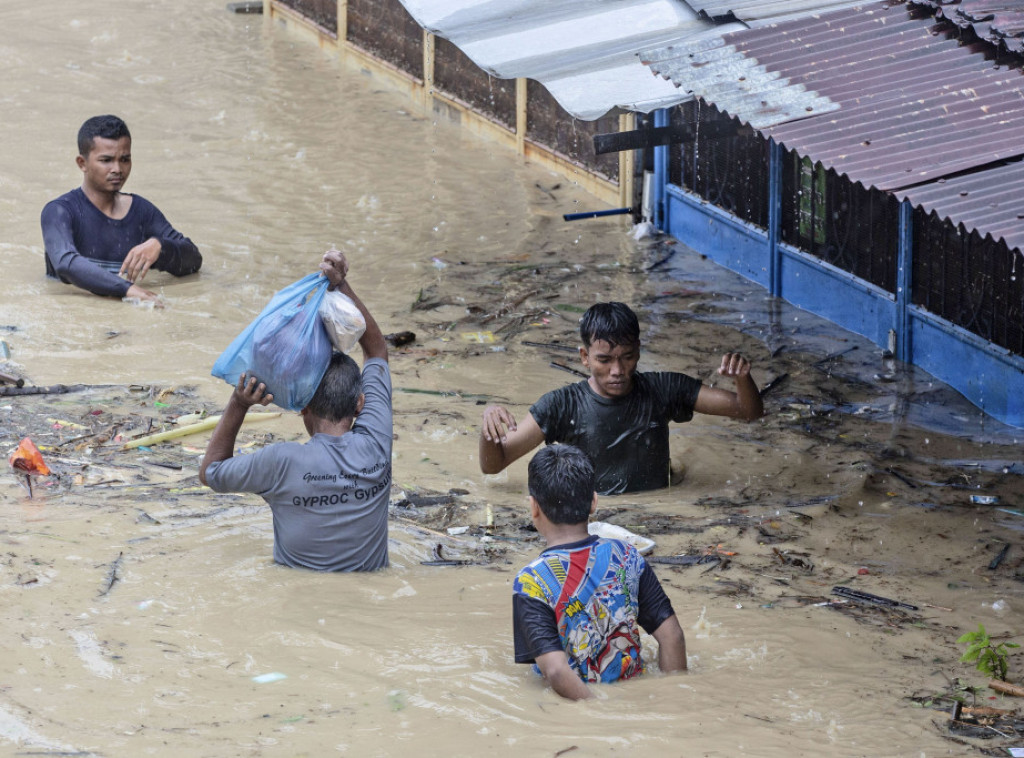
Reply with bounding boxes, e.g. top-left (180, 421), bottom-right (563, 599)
top-left (318, 290), bottom-right (366, 353)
